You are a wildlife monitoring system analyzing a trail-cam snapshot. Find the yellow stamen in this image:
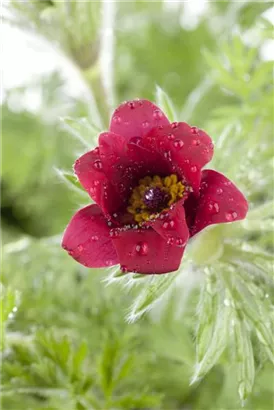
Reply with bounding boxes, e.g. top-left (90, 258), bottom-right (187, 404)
top-left (127, 174), bottom-right (185, 224)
